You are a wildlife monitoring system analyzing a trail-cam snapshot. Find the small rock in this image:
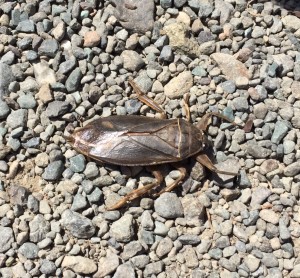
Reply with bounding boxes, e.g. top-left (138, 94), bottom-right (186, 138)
top-left (17, 94), bottom-right (36, 109)
top-left (110, 214), bottom-right (135, 242)
top-left (38, 39), bottom-right (59, 58)
top-left (40, 260), bottom-right (56, 275)
top-left (61, 256), bottom-right (97, 275)
top-left (284, 161), bottom-right (300, 177)
top-left (164, 71), bottom-right (193, 99)
top-left (0, 227), bottom-right (14, 252)
top-left (271, 121), bottom-right (290, 144)
top-left (244, 254), bottom-right (260, 272)
top-left (65, 68), bottom-right (83, 92)
top-left (42, 161), bottom-right (64, 181)
top-left (112, 0), bottom-right (155, 33)
top-left (84, 31), bottom-right (101, 47)
top-left (154, 192), bottom-right (184, 219)
top-left (33, 61), bottom-right (56, 86)
top-left (211, 53), bottom-right (250, 82)
top-left (16, 19), bottom-right (35, 32)
top-left (61, 209), bottom-right (95, 238)
top-left (7, 109), bottom-right (28, 129)
top-left (19, 242), bottom-right (39, 259)
top-left (250, 186), bottom-right (271, 207)
top-left (0, 63), bottom-right (15, 97)
top-left (259, 209), bottom-right (280, 224)
top-left (69, 154), bottom-right (86, 173)
top-left (46, 101), bottom-right (70, 118)
top-left (95, 250), bottom-right (119, 277)
top-left (246, 141), bottom-right (272, 159)
top-left (121, 50), bottom-right (145, 72)
top-left (0, 100), bottom-right (10, 119)
top-left (156, 237), bottom-right (173, 258)
top-left (113, 263), bottom-right (135, 278)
